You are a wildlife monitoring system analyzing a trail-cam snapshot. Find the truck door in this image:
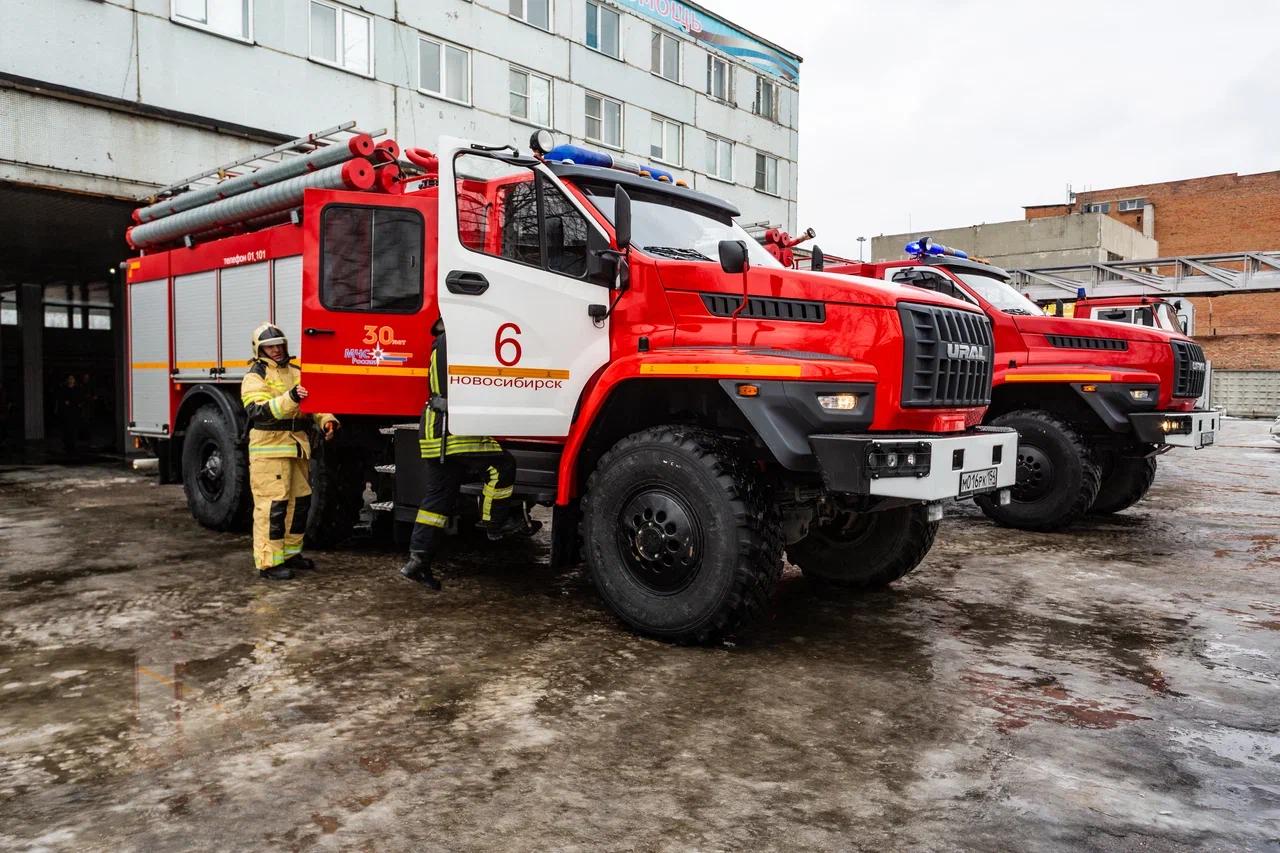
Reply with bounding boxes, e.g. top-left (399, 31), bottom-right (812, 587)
top-left (435, 138), bottom-right (615, 437)
top-left (299, 189), bottom-right (435, 417)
